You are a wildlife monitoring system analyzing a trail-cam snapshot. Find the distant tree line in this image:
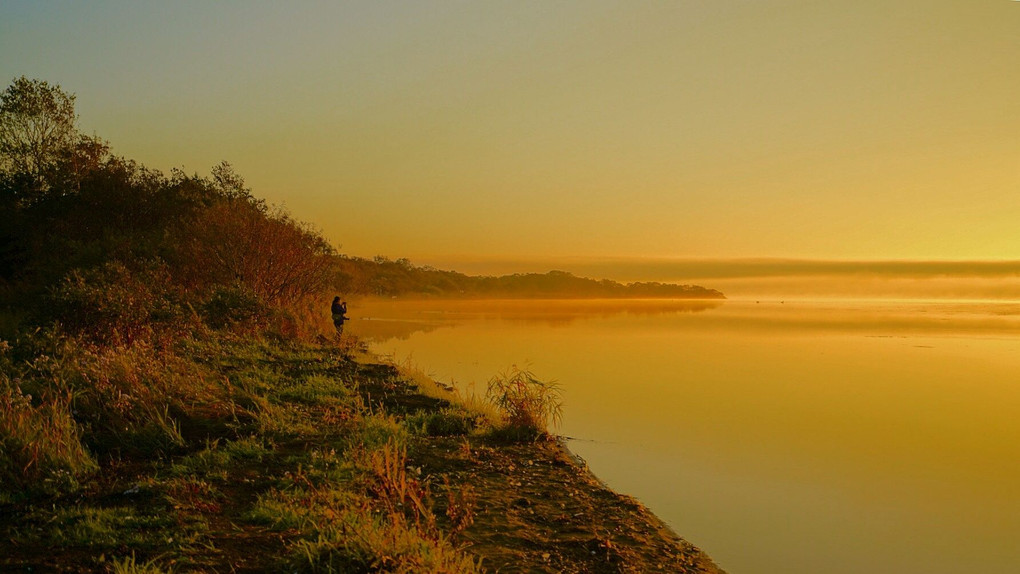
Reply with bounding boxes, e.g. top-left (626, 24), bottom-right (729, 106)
top-left (0, 76), bottom-right (720, 340)
top-left (334, 257), bottom-right (723, 299)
